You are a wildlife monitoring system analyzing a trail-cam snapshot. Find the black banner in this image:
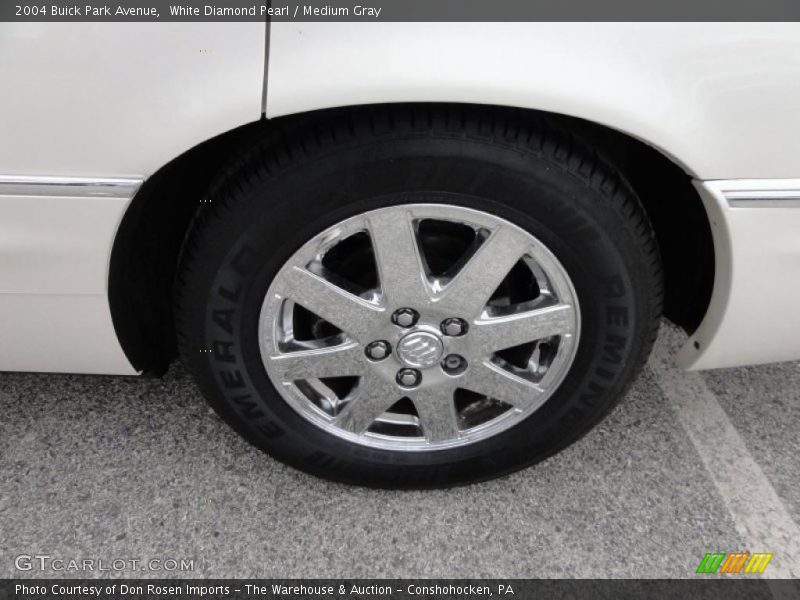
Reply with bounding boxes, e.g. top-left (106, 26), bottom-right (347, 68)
top-left (2, 580), bottom-right (800, 600)
top-left (3, 0), bottom-right (800, 22)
